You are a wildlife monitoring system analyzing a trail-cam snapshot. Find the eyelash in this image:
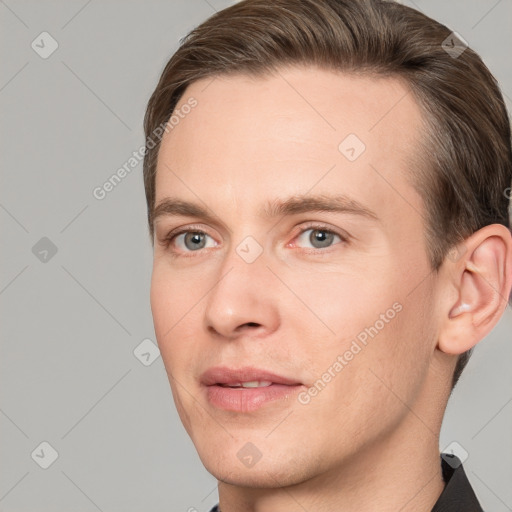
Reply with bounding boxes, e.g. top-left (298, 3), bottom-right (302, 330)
top-left (161, 222), bottom-right (349, 258)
